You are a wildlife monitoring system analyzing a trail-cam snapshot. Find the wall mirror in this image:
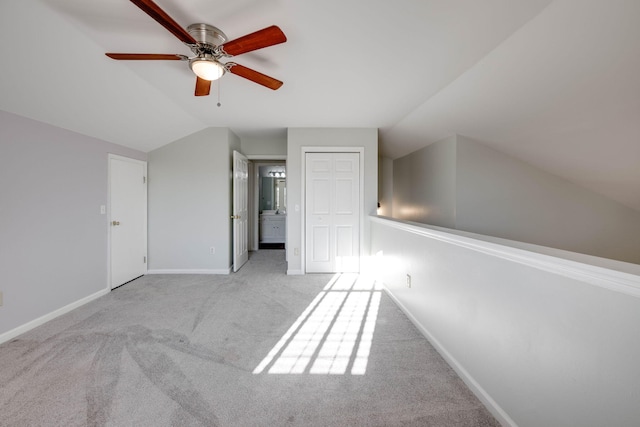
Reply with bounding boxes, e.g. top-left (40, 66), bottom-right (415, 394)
top-left (259, 166), bottom-right (286, 213)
